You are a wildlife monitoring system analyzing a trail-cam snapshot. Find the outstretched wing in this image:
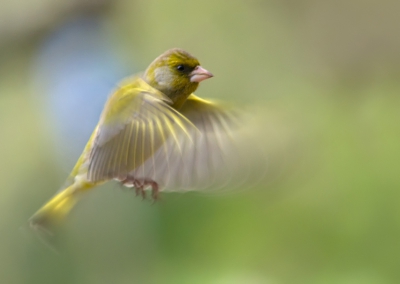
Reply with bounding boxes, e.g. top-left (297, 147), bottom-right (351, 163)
top-left (129, 94), bottom-right (266, 192)
top-left (87, 77), bottom-right (198, 183)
